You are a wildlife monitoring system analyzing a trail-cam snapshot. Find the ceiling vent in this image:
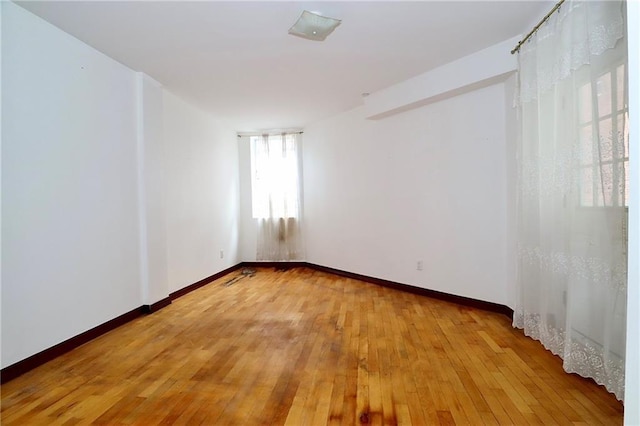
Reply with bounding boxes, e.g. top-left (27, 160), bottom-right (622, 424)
top-left (288, 10), bottom-right (341, 41)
